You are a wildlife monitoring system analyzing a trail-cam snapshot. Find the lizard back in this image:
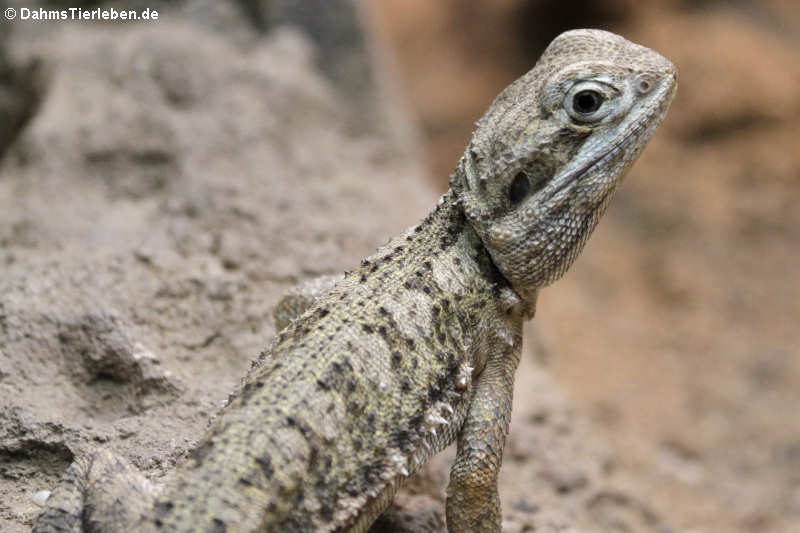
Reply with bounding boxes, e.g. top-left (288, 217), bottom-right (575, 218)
top-left (146, 192), bottom-right (522, 532)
